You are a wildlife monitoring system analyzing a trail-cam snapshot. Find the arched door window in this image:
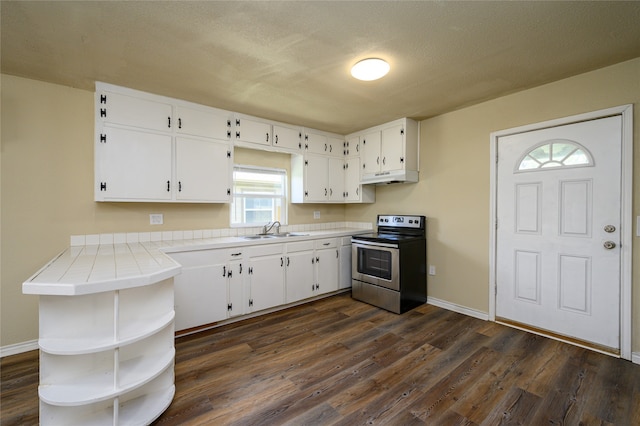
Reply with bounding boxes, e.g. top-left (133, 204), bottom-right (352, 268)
top-left (516, 139), bottom-right (593, 172)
